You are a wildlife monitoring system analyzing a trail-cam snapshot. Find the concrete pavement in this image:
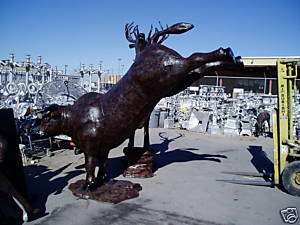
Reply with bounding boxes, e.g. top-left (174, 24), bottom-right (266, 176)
top-left (24, 128), bottom-right (300, 225)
